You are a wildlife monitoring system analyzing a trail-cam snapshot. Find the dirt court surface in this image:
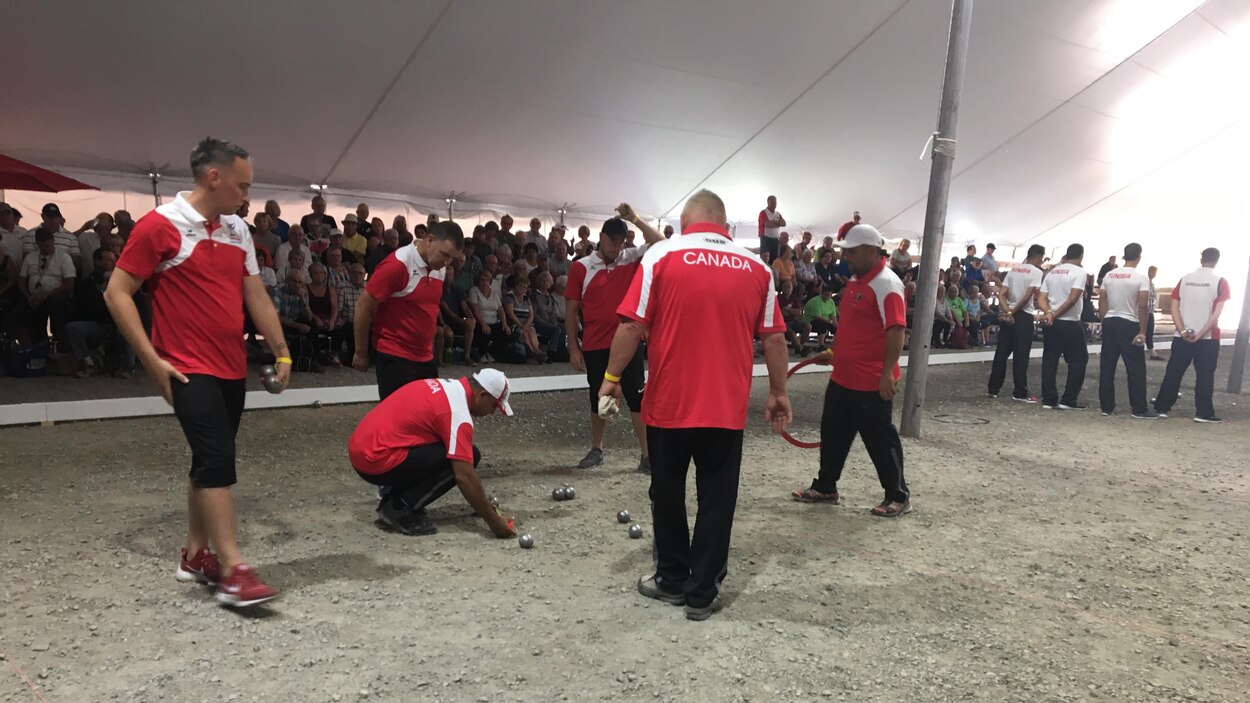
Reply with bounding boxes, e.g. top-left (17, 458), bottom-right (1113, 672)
top-left (2, 358), bottom-right (1249, 702)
